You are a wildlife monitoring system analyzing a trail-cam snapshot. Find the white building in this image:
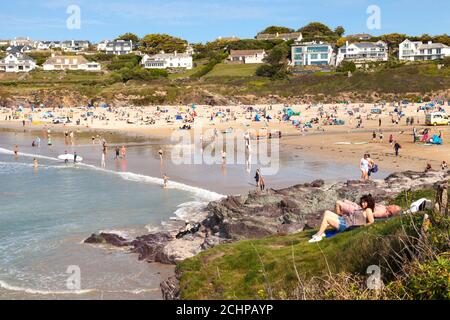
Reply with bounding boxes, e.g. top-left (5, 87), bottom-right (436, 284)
top-left (36, 41), bottom-right (61, 50)
top-left (96, 40), bottom-right (109, 52)
top-left (227, 50), bottom-right (267, 64)
top-left (43, 55), bottom-right (101, 71)
top-left (6, 45), bottom-right (33, 54)
top-left (291, 41), bottom-right (334, 66)
top-left (0, 52), bottom-right (36, 73)
top-left (336, 41), bottom-right (388, 66)
top-left (399, 39), bottom-right (450, 61)
top-left (10, 37), bottom-right (33, 47)
top-left (256, 32), bottom-right (303, 41)
top-left (61, 40), bottom-right (90, 52)
top-left (141, 52), bottom-right (193, 69)
top-left (104, 40), bottom-right (133, 55)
